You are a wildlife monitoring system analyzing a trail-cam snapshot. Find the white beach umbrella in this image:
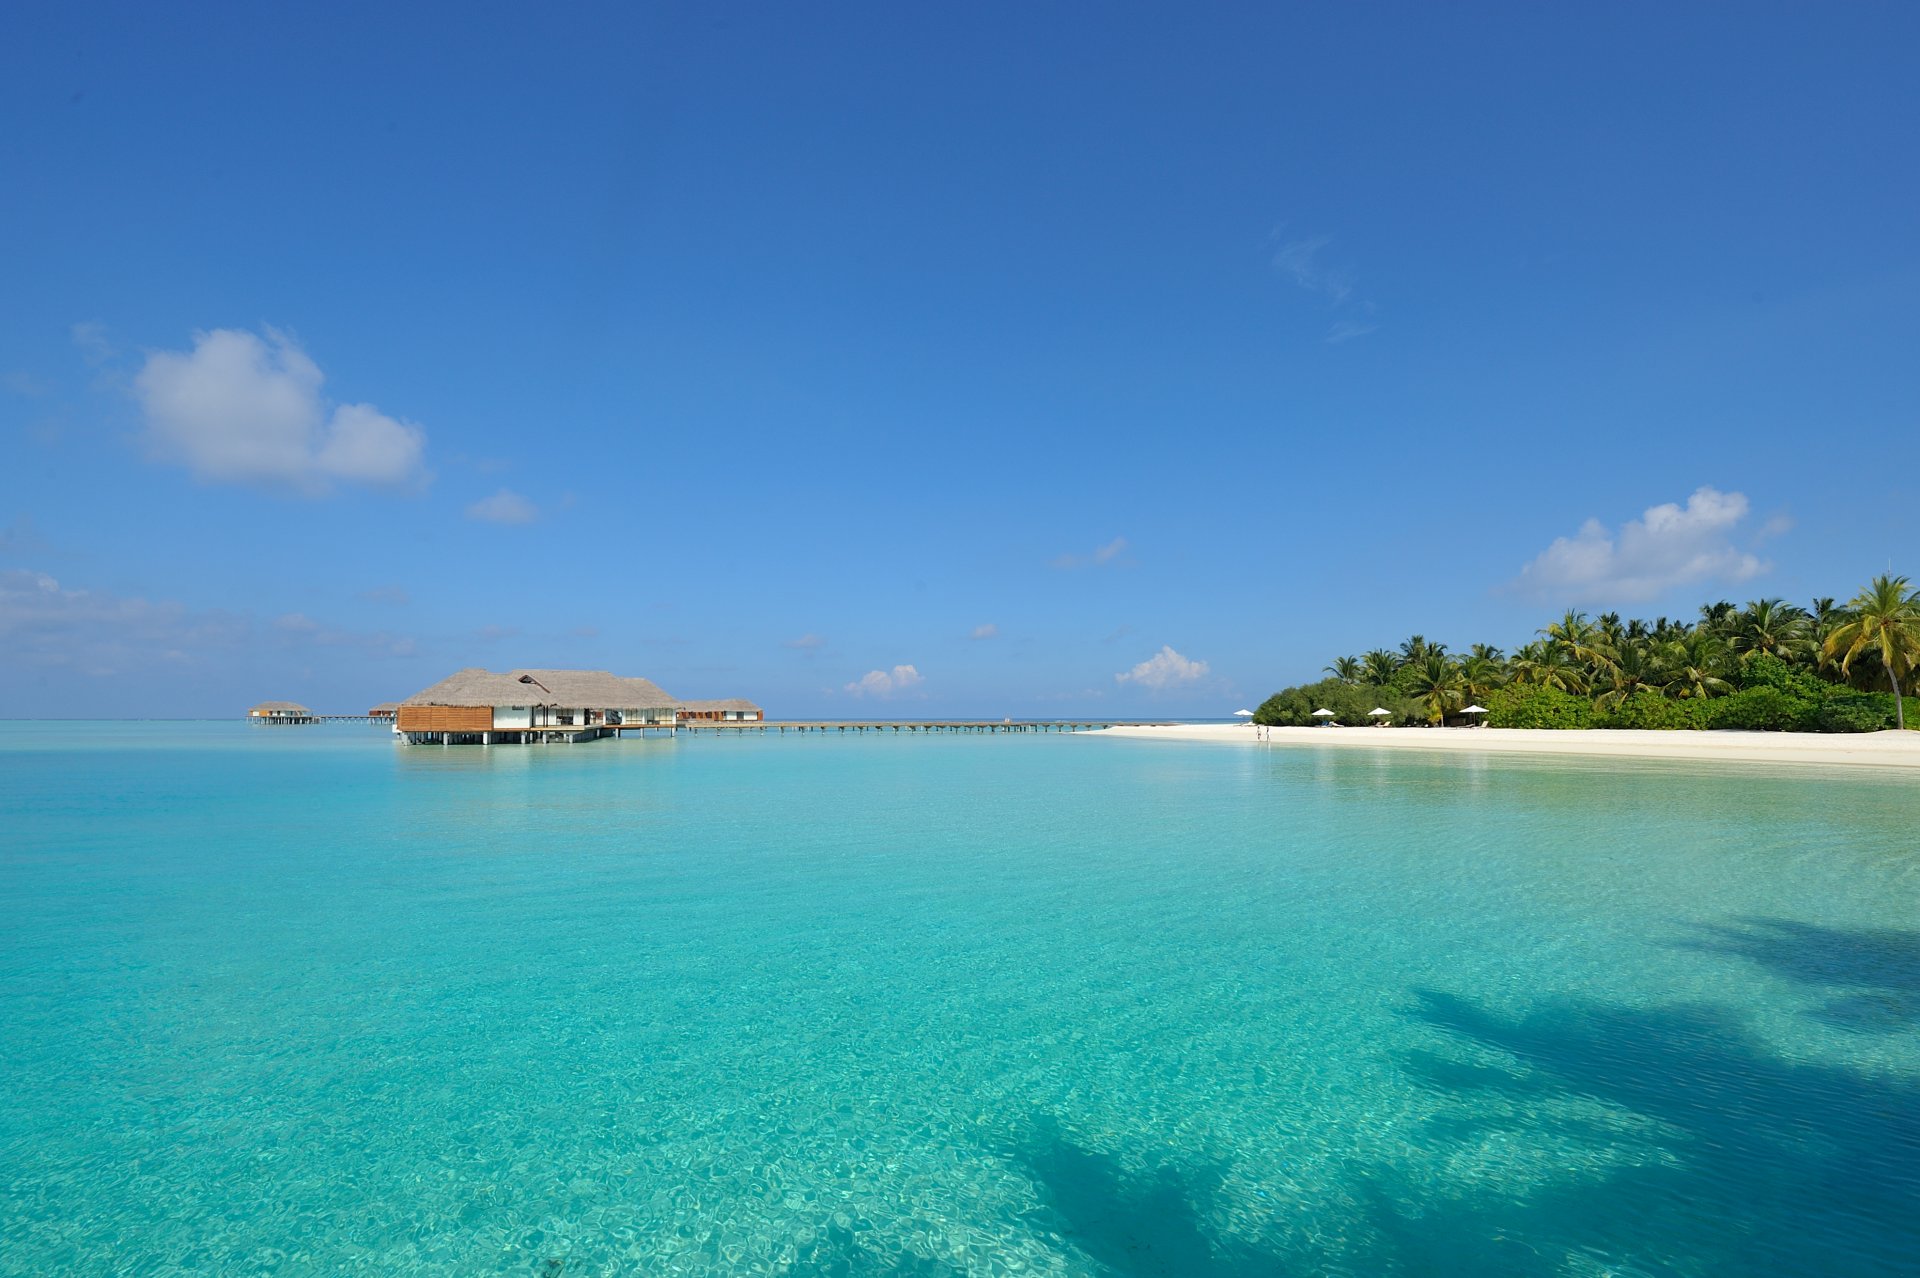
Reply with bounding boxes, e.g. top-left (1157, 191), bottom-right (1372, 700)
top-left (1461, 705), bottom-right (1488, 714)
top-left (1312, 708), bottom-right (1337, 719)
top-left (1368, 707), bottom-right (1392, 718)
top-left (1234, 709), bottom-right (1255, 717)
